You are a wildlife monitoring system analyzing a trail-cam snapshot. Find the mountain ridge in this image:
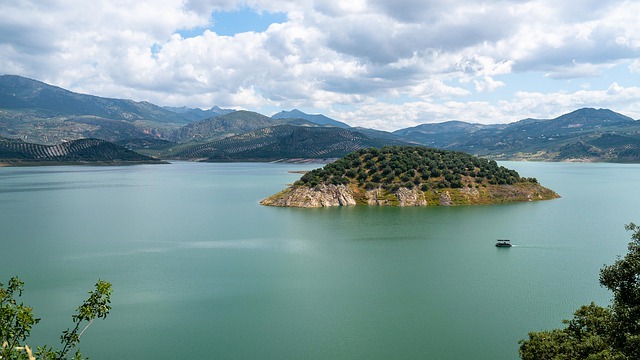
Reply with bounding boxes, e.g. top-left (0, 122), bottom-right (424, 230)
top-left (163, 105), bottom-right (236, 122)
top-left (393, 108), bottom-right (640, 162)
top-left (170, 124), bottom-right (409, 161)
top-left (271, 109), bottom-right (350, 128)
top-left (171, 110), bottom-right (319, 143)
top-left (3, 75), bottom-right (640, 163)
top-left (0, 75), bottom-right (191, 124)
